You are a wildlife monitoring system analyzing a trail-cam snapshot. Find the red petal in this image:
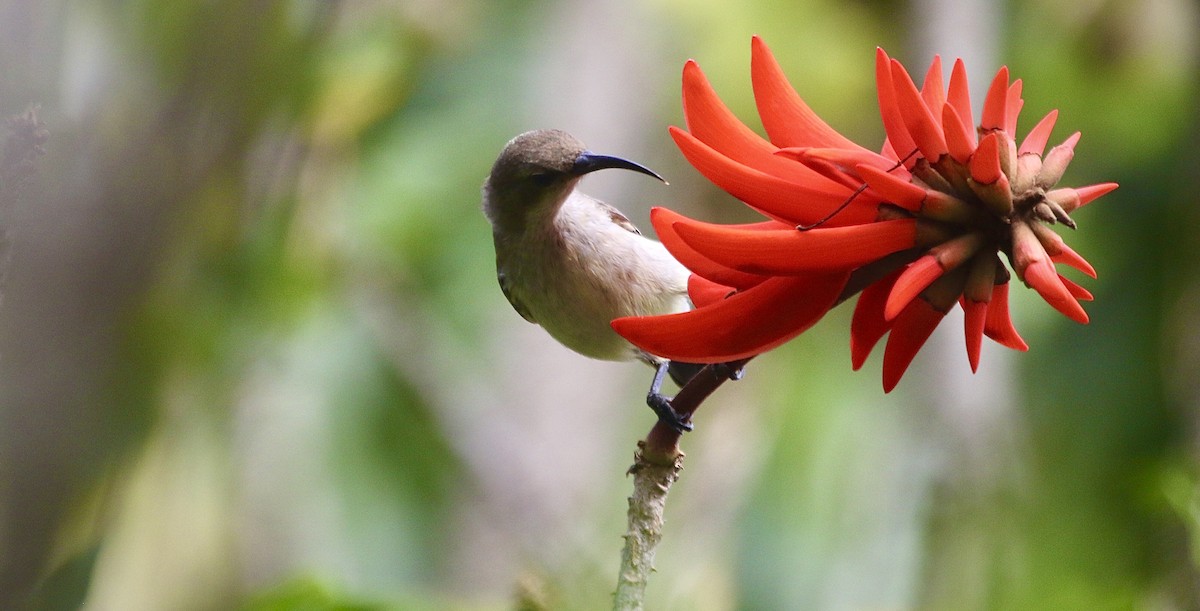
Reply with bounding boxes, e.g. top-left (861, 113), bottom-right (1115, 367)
top-left (1074, 182), bottom-right (1120, 208)
top-left (1004, 79), bottom-right (1024, 136)
top-left (946, 58), bottom-right (975, 144)
top-left (1018, 110), bottom-right (1058, 157)
top-left (885, 255), bottom-right (944, 321)
top-left (782, 154), bottom-right (863, 190)
top-left (984, 282), bottom-right (1029, 351)
top-left (750, 36), bottom-right (868, 151)
top-left (875, 48), bottom-right (919, 167)
top-left (851, 269), bottom-right (902, 369)
top-left (882, 298), bottom-right (946, 392)
top-left (651, 207), bottom-right (771, 289)
top-left (890, 59), bottom-right (948, 161)
top-left (1027, 221), bottom-right (1097, 279)
top-left (970, 132), bottom-right (1004, 185)
top-left (775, 146), bottom-right (897, 176)
top-left (942, 103), bottom-right (976, 165)
top-left (688, 274), bottom-right (735, 307)
top-left (980, 66), bottom-right (1010, 132)
top-left (1048, 240), bottom-right (1097, 279)
top-left (919, 55), bottom-right (945, 114)
top-left (962, 298), bottom-right (987, 372)
top-left (682, 60), bottom-right (834, 186)
top-left (880, 138), bottom-right (900, 162)
top-left (1047, 182), bottom-right (1118, 214)
top-left (673, 216), bottom-right (918, 274)
top-left (1058, 274), bottom-right (1094, 301)
top-left (670, 127), bottom-right (877, 227)
top-left (612, 273), bottom-right (848, 362)
top-left (857, 163), bottom-right (927, 210)
top-left (1024, 259), bottom-right (1089, 323)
